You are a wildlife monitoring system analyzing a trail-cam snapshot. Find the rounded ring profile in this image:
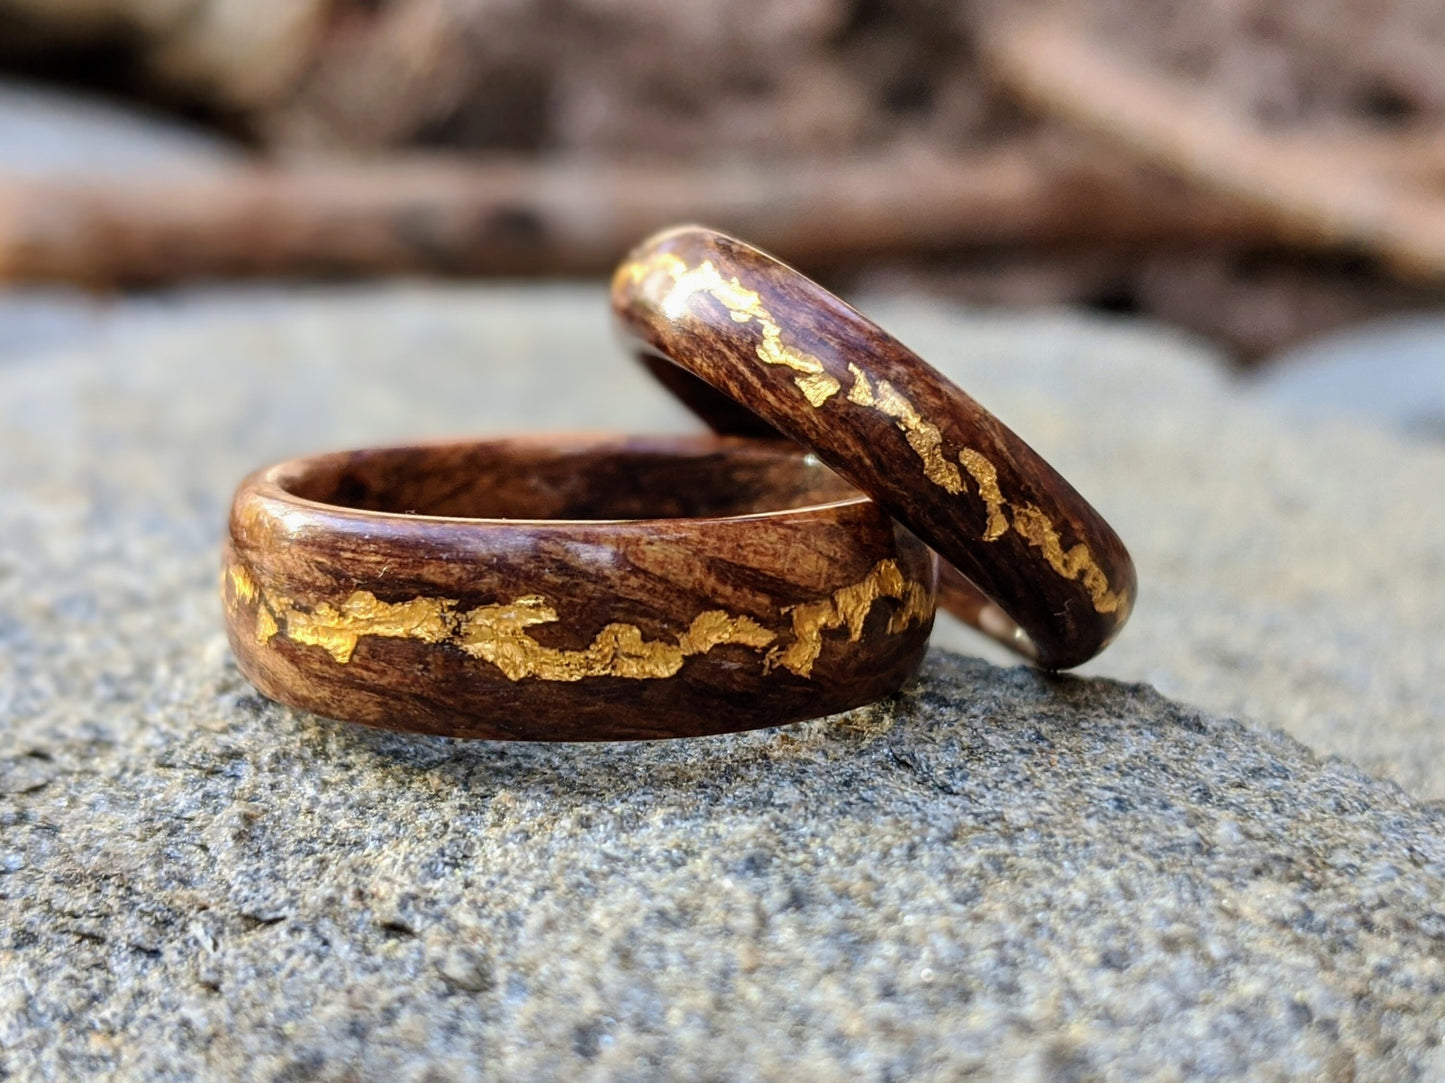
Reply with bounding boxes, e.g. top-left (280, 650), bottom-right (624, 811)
top-left (612, 226), bottom-right (1136, 669)
top-left (223, 434), bottom-right (937, 740)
